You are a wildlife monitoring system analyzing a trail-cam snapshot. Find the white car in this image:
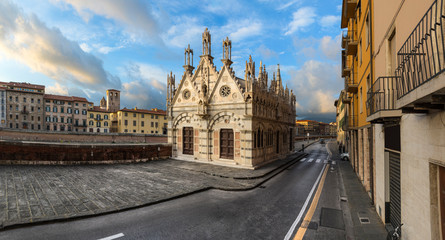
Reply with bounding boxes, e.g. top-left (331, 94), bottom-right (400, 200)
top-left (340, 152), bottom-right (349, 161)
